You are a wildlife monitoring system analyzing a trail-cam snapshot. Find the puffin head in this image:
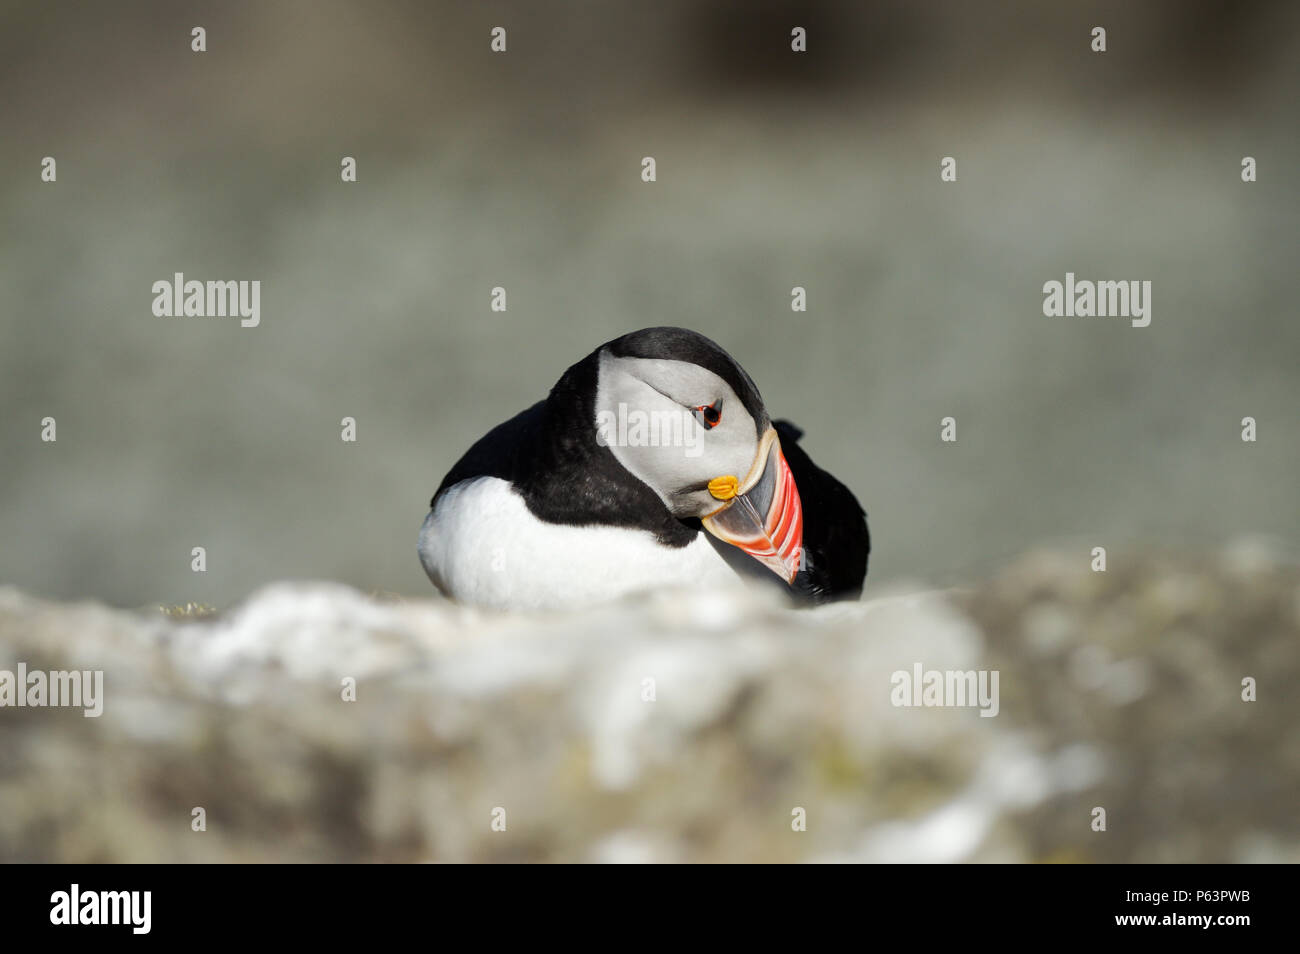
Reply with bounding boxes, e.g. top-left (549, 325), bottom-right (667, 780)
top-left (592, 327), bottom-right (804, 584)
